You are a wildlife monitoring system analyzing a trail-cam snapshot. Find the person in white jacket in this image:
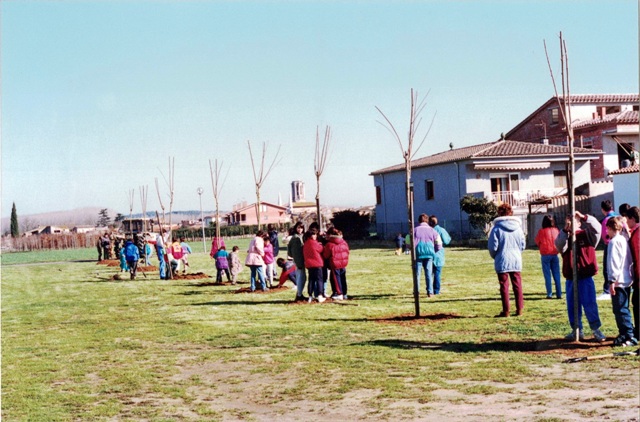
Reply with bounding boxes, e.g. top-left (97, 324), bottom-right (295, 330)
top-left (605, 217), bottom-right (637, 347)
